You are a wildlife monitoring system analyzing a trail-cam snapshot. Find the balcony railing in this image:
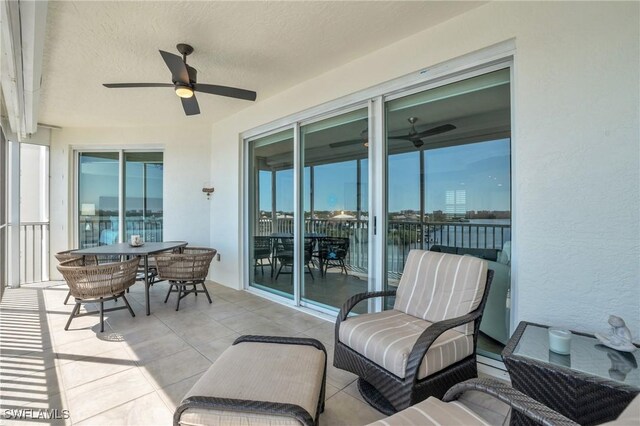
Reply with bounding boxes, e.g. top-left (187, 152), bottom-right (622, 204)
top-left (78, 217), bottom-right (163, 248)
top-left (257, 218), bottom-right (510, 275)
top-left (20, 222), bottom-right (49, 284)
